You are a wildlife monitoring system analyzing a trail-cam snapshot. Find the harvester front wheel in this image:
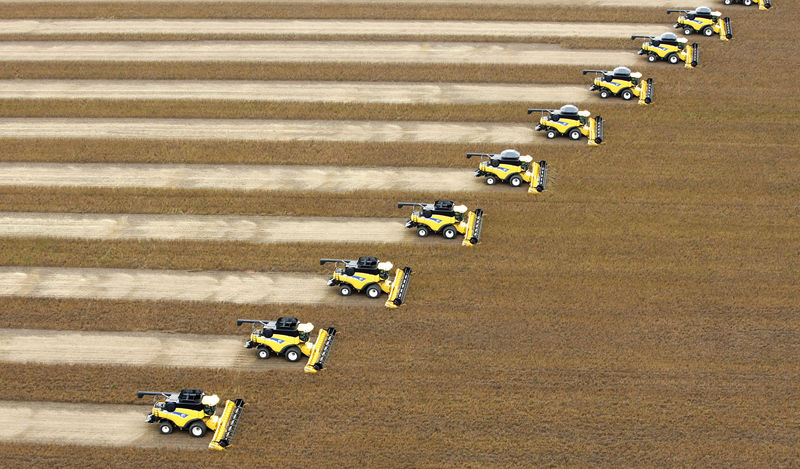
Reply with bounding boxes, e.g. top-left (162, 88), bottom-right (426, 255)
top-left (702, 26), bottom-right (714, 37)
top-left (667, 53), bottom-right (680, 64)
top-left (339, 284), bottom-right (353, 296)
top-left (365, 284), bottom-right (382, 298)
top-left (743, 0), bottom-right (752, 5)
top-left (683, 27), bottom-right (694, 35)
top-left (599, 89), bottom-right (610, 99)
top-left (416, 225), bottom-right (430, 237)
top-left (485, 175), bottom-right (499, 185)
top-left (442, 225), bottom-right (457, 239)
top-left (257, 346), bottom-right (270, 359)
top-left (545, 129), bottom-right (558, 139)
top-left (647, 53), bottom-right (658, 63)
top-left (568, 128), bottom-right (582, 140)
top-left (189, 421), bottom-right (207, 438)
top-left (159, 421), bottom-right (174, 435)
top-left (284, 346), bottom-right (302, 362)
top-left (620, 89), bottom-right (634, 101)
top-left (508, 174), bottom-right (523, 187)
top-left (723, 0), bottom-right (732, 4)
